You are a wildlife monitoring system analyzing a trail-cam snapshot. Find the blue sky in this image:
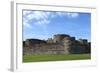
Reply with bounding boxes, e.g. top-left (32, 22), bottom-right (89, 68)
top-left (23, 10), bottom-right (91, 42)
